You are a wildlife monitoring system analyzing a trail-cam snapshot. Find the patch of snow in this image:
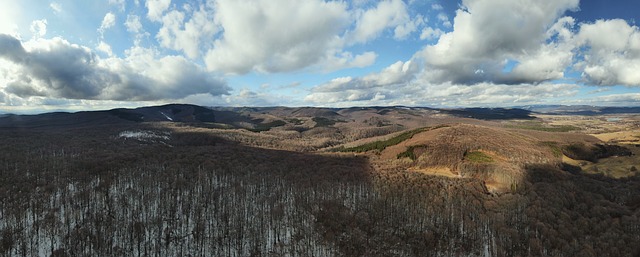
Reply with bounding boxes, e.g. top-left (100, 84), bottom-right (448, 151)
top-left (159, 111), bottom-right (174, 121)
top-left (118, 130), bottom-right (171, 142)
